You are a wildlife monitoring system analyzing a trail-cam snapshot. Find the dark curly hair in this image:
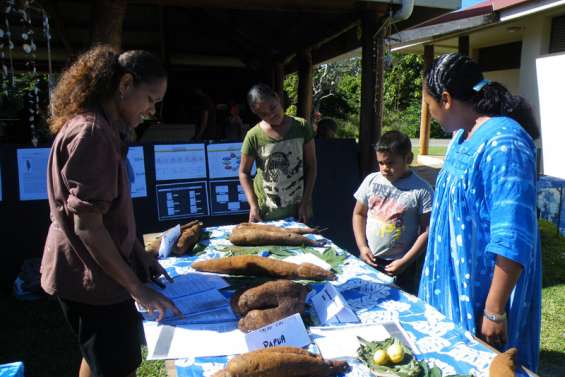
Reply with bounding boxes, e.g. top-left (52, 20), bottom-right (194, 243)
top-left (49, 45), bottom-right (166, 133)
